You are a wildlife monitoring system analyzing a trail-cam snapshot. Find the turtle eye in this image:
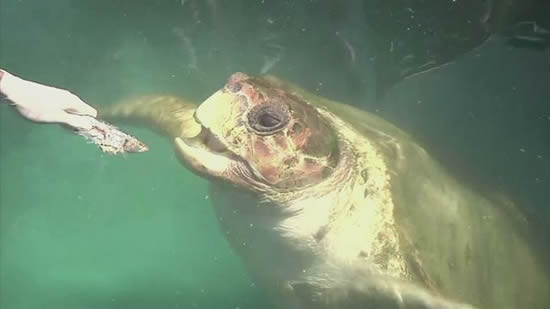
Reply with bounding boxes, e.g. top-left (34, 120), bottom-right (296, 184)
top-left (259, 112), bottom-right (282, 128)
top-left (247, 101), bottom-right (290, 135)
